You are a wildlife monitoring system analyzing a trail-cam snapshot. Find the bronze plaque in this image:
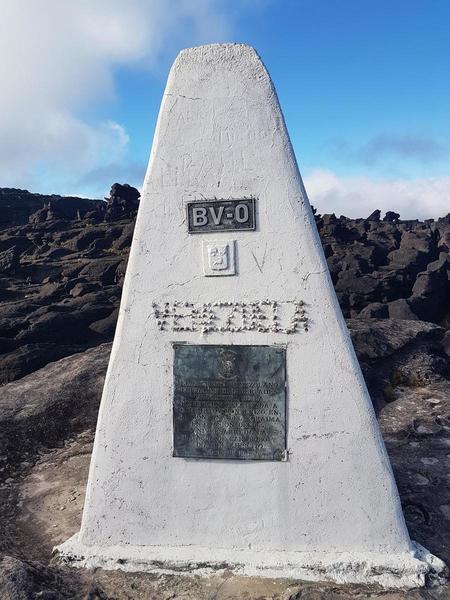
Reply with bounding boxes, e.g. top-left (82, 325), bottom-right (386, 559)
top-left (173, 344), bottom-right (286, 460)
